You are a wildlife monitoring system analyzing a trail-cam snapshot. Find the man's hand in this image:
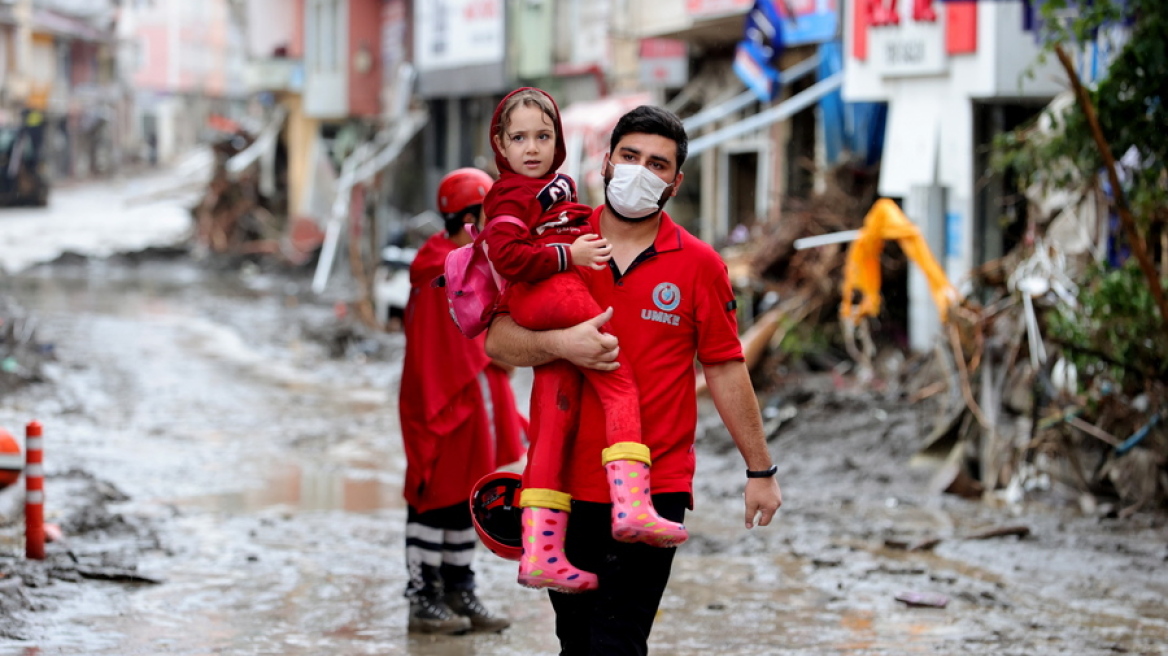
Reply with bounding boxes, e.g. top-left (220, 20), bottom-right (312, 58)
top-left (552, 307), bottom-right (621, 370)
top-left (570, 234), bottom-right (612, 270)
top-left (485, 309), bottom-right (620, 369)
top-left (744, 477), bottom-right (782, 529)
